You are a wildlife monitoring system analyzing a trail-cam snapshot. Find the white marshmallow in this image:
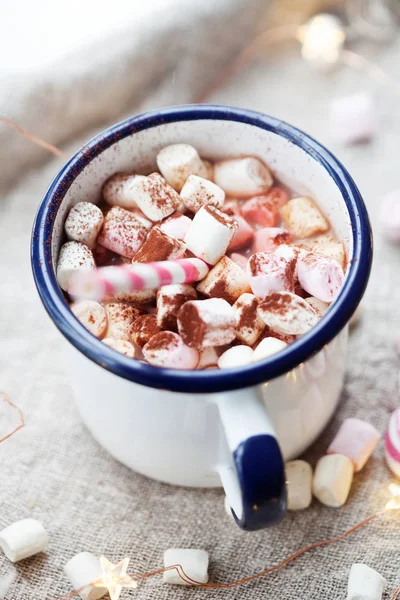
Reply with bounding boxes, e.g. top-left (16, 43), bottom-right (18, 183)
top-left (253, 337), bottom-right (287, 361)
top-left (159, 213), bottom-right (192, 240)
top-left (258, 292), bottom-right (318, 335)
top-left (218, 345), bottom-right (254, 369)
top-left (157, 144), bottom-right (209, 191)
top-left (163, 548), bottom-right (209, 585)
top-left (178, 298), bottom-right (236, 348)
top-left (157, 283), bottom-right (197, 330)
top-left (102, 338), bottom-right (138, 358)
top-left (297, 252), bottom-right (344, 302)
top-left (197, 346), bottom-right (219, 369)
top-left (196, 256), bottom-right (251, 304)
top-left (313, 454), bottom-right (354, 507)
top-left (64, 552), bottom-right (107, 600)
top-left (65, 202), bottom-right (104, 249)
top-left (347, 564), bottom-right (385, 600)
top-left (70, 301), bottom-right (107, 338)
top-left (102, 173), bottom-right (146, 208)
top-left (286, 460), bottom-right (313, 511)
top-left (297, 233), bottom-right (346, 269)
top-left (130, 173), bottom-right (181, 221)
top-left (180, 175), bottom-right (225, 213)
top-left (185, 205), bottom-right (237, 265)
top-left (214, 157), bottom-right (273, 198)
top-left (233, 293), bottom-right (265, 346)
top-left (305, 297), bottom-right (330, 318)
top-left (247, 253), bottom-right (294, 299)
top-left (143, 331), bottom-right (199, 369)
top-left (57, 241), bottom-right (95, 292)
top-left (97, 206), bottom-right (148, 258)
top-left (329, 92), bottom-right (377, 145)
top-left (104, 303), bottom-right (141, 341)
top-left (281, 197), bottom-right (329, 239)
top-left (0, 519), bottom-right (48, 563)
